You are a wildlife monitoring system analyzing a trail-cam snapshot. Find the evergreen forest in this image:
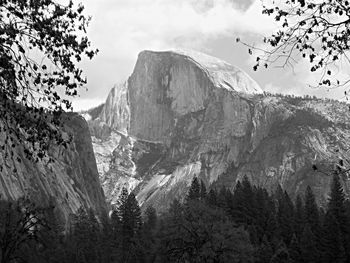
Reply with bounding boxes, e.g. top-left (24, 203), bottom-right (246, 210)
top-left (1, 173), bottom-right (349, 263)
